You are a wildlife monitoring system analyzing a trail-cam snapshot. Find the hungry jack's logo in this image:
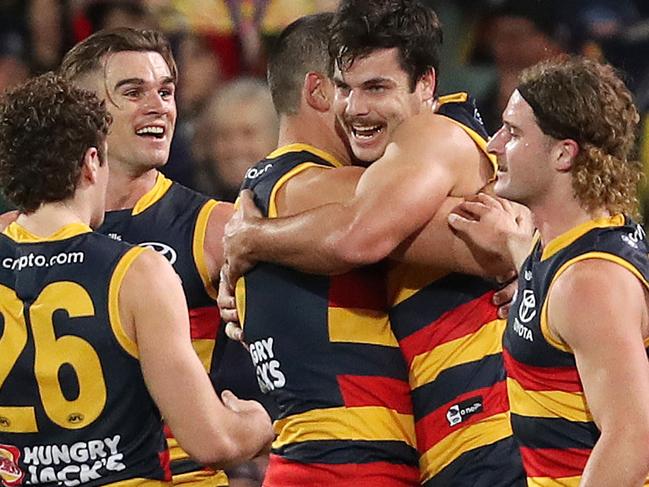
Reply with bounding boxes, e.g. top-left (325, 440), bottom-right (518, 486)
top-left (0, 445), bottom-right (23, 487)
